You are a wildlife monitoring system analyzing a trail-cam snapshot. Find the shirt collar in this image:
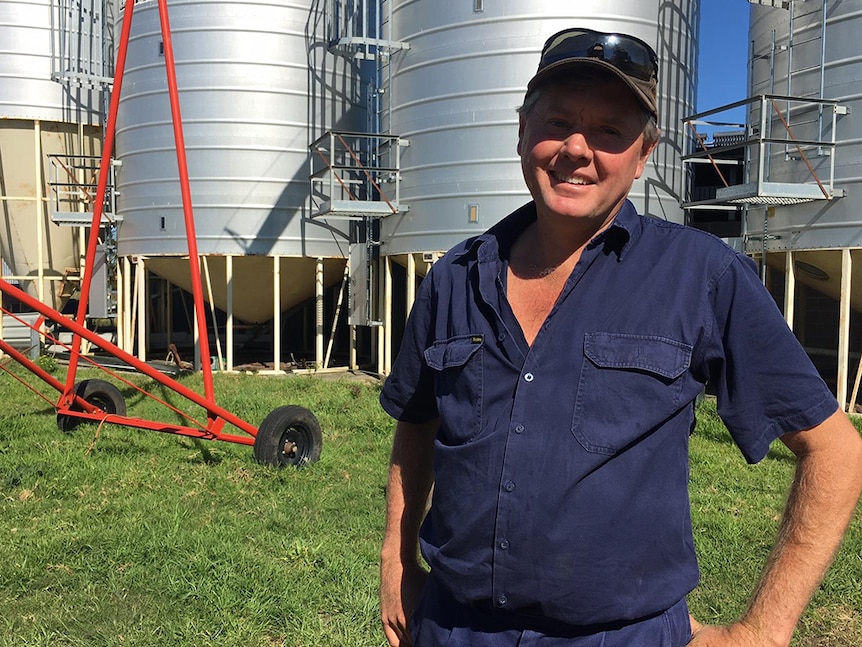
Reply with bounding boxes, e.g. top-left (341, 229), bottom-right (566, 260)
top-left (456, 200), bottom-right (641, 265)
